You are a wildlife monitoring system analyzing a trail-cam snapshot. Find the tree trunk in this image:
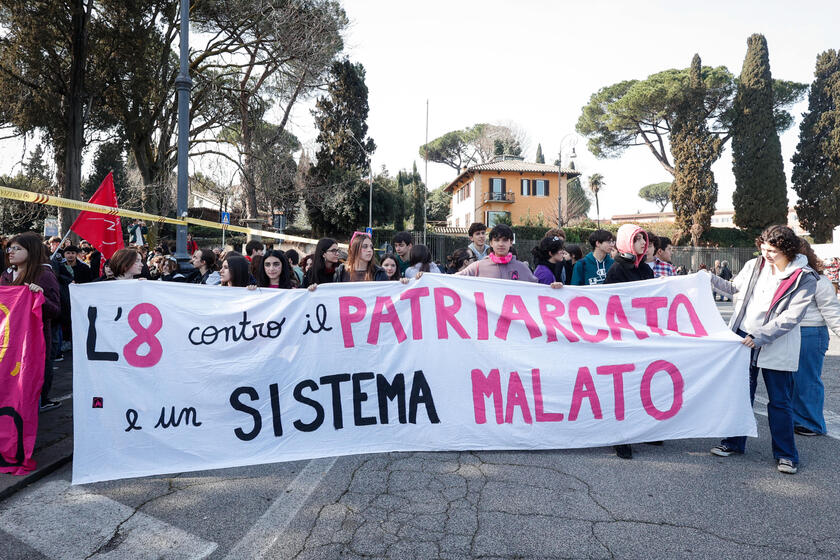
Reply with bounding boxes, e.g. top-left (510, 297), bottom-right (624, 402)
top-left (241, 92), bottom-right (258, 219)
top-left (60, 0), bottom-right (88, 240)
